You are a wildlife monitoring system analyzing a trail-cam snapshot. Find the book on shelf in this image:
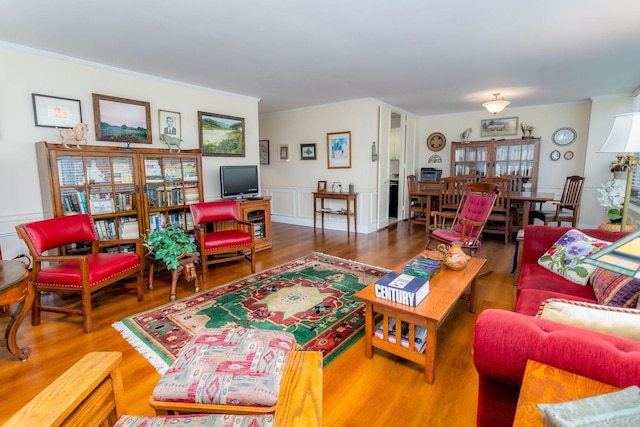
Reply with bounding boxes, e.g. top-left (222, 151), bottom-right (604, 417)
top-left (374, 318), bottom-right (427, 353)
top-left (402, 257), bottom-right (441, 280)
top-left (374, 271), bottom-right (429, 307)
